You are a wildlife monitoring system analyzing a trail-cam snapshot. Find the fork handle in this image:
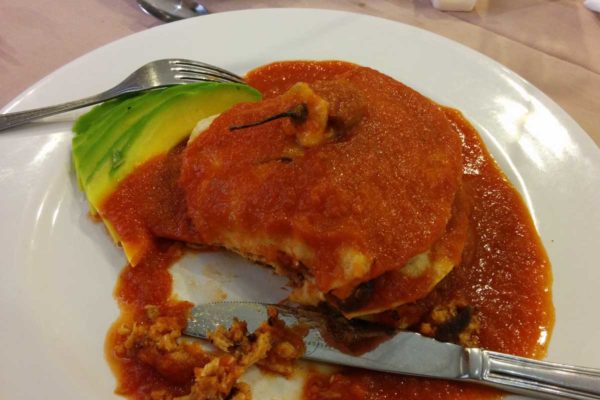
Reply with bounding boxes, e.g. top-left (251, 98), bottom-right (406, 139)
top-left (466, 349), bottom-right (600, 399)
top-left (0, 90), bottom-right (120, 132)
